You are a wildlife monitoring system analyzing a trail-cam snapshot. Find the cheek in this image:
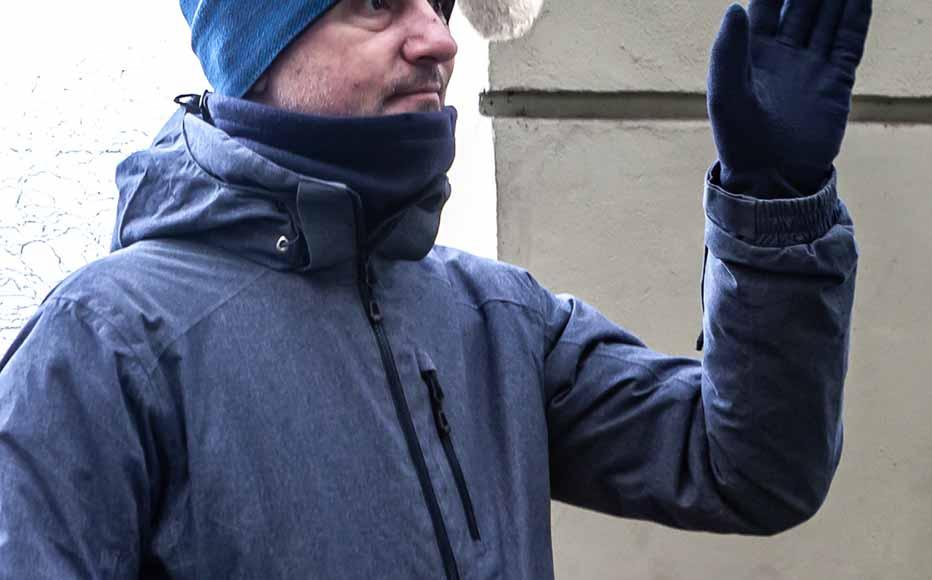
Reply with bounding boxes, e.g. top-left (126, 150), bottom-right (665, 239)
top-left (342, 75), bottom-right (377, 103)
top-left (321, 61), bottom-right (368, 97)
top-left (327, 73), bottom-right (385, 115)
top-left (342, 68), bottom-right (387, 102)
